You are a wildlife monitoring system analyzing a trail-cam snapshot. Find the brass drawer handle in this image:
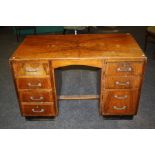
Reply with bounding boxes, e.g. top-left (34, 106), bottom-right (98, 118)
top-left (30, 96), bottom-right (44, 101)
top-left (113, 106), bottom-right (127, 110)
top-left (25, 68), bottom-right (40, 72)
top-left (32, 108), bottom-right (44, 113)
top-left (27, 82), bottom-right (42, 87)
top-left (115, 81), bottom-right (130, 86)
top-left (114, 95), bottom-right (128, 99)
top-left (116, 67), bottom-right (132, 72)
